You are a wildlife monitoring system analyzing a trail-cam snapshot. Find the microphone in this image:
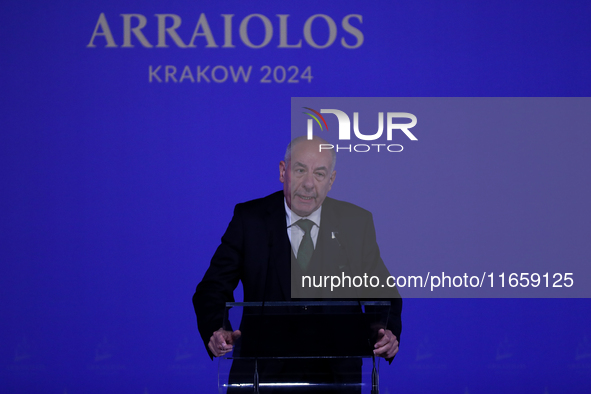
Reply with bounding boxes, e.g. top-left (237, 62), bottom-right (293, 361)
top-left (331, 230), bottom-right (358, 295)
top-left (331, 231), bottom-right (350, 271)
top-left (331, 231), bottom-right (342, 247)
